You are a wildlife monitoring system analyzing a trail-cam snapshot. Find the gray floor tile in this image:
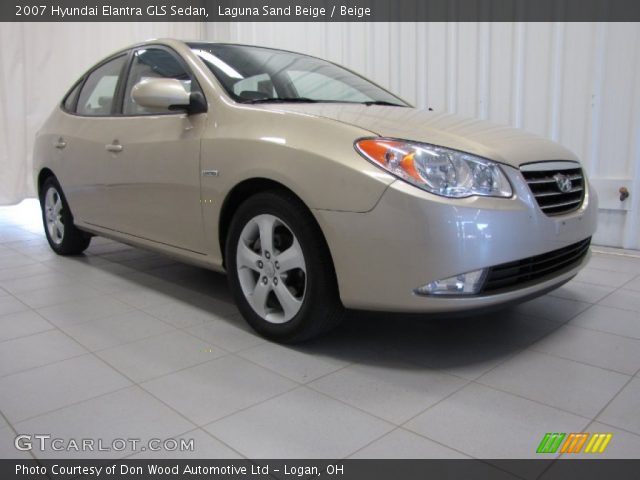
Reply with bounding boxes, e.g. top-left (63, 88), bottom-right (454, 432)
top-left (531, 324), bottom-right (640, 375)
top-left (623, 275), bottom-right (640, 292)
top-left (478, 350), bottom-right (630, 418)
top-left (128, 429), bottom-right (242, 459)
top-left (42, 255), bottom-right (115, 275)
top-left (37, 297), bottom-right (134, 328)
top-left (0, 253), bottom-right (38, 269)
top-left (85, 275), bottom-right (159, 295)
top-left (0, 310), bottom-right (54, 343)
top-left (96, 330), bottom-right (226, 383)
top-left (574, 267), bottom-right (637, 288)
top-left (113, 285), bottom-right (197, 310)
top-left (309, 360), bottom-right (466, 424)
top-left (405, 383), bottom-right (587, 461)
top-left (389, 335), bottom-right (519, 381)
top-left (0, 263), bottom-right (55, 282)
top-left (185, 320), bottom-right (265, 353)
top-left (0, 296), bottom-right (29, 317)
top-left (142, 297), bottom-right (239, 329)
top-left (596, 378), bottom-right (640, 435)
top-left (459, 311), bottom-right (565, 347)
top-left (599, 290), bottom-right (640, 313)
top-left (205, 387), bottom-right (393, 458)
top-left (588, 255), bottom-right (640, 275)
top-left (61, 311), bottom-right (175, 351)
top-left (238, 343), bottom-right (348, 383)
top-left (0, 355), bottom-right (131, 422)
top-left (13, 284), bottom-right (102, 309)
top-left (0, 426), bottom-right (31, 459)
top-left (0, 330), bottom-right (87, 377)
top-left (0, 272), bottom-right (75, 295)
top-left (69, 262), bottom-right (136, 280)
top-left (509, 295), bottom-right (591, 323)
top-left (14, 386), bottom-right (195, 459)
top-left (569, 305), bottom-right (640, 339)
top-left (549, 281), bottom-right (616, 304)
top-left (13, 246), bottom-right (58, 262)
top-left (277, 323), bottom-right (390, 366)
top-left (141, 355), bottom-right (296, 426)
top-left (350, 428), bottom-right (469, 458)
